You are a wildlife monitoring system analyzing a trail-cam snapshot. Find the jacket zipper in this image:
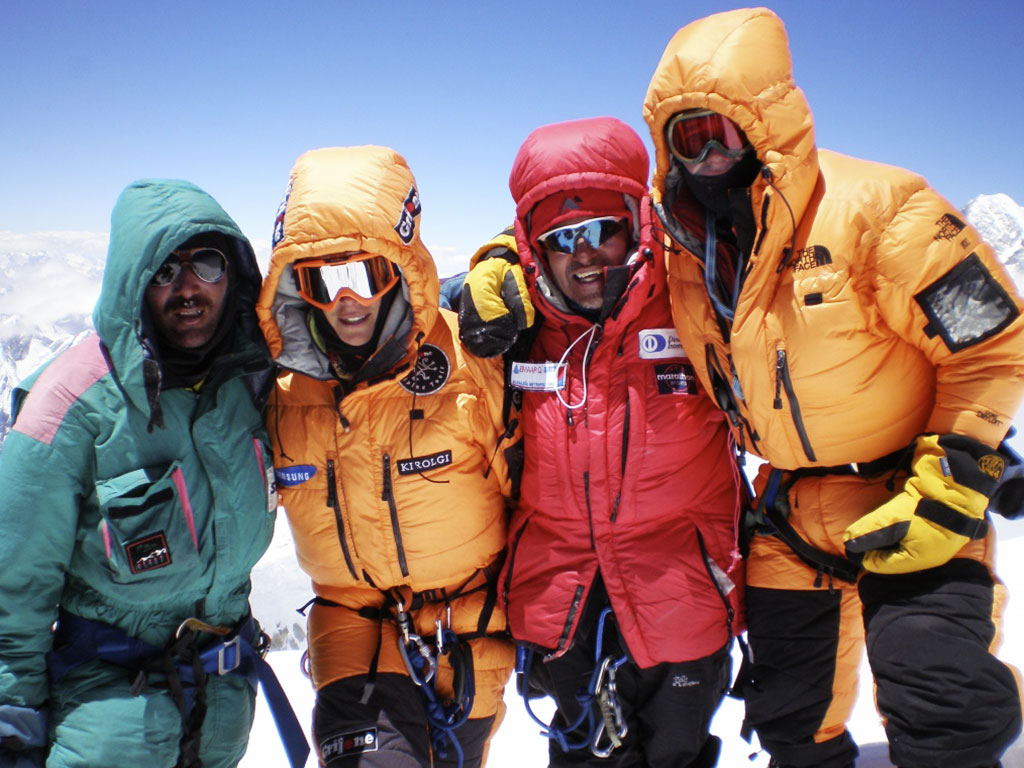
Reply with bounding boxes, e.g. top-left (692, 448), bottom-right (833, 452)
top-left (773, 347), bottom-right (816, 462)
top-left (502, 519), bottom-right (531, 612)
top-left (610, 396), bottom-right (629, 522)
top-left (583, 471), bottom-right (596, 549)
top-left (705, 344), bottom-right (760, 453)
top-left (381, 454), bottom-right (410, 577)
top-left (326, 459), bottom-right (358, 580)
top-left (696, 529), bottom-right (735, 637)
